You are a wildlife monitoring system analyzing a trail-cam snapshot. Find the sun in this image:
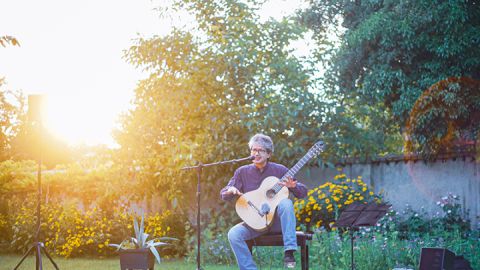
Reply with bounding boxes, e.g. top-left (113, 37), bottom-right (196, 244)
top-left (42, 94), bottom-right (120, 147)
